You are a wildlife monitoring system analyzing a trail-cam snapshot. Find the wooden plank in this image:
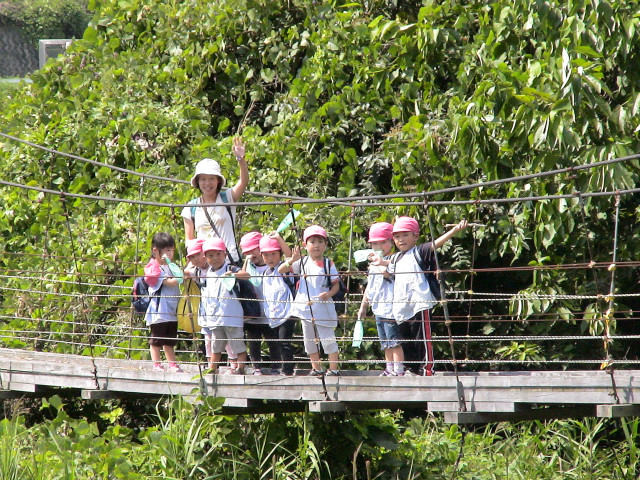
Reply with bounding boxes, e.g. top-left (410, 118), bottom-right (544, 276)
top-left (2, 382), bottom-right (37, 393)
top-left (596, 404), bottom-right (640, 418)
top-left (428, 402), bottom-right (516, 413)
top-left (444, 405), bottom-right (597, 424)
top-left (308, 401), bottom-right (346, 413)
top-left (223, 398), bottom-right (249, 408)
